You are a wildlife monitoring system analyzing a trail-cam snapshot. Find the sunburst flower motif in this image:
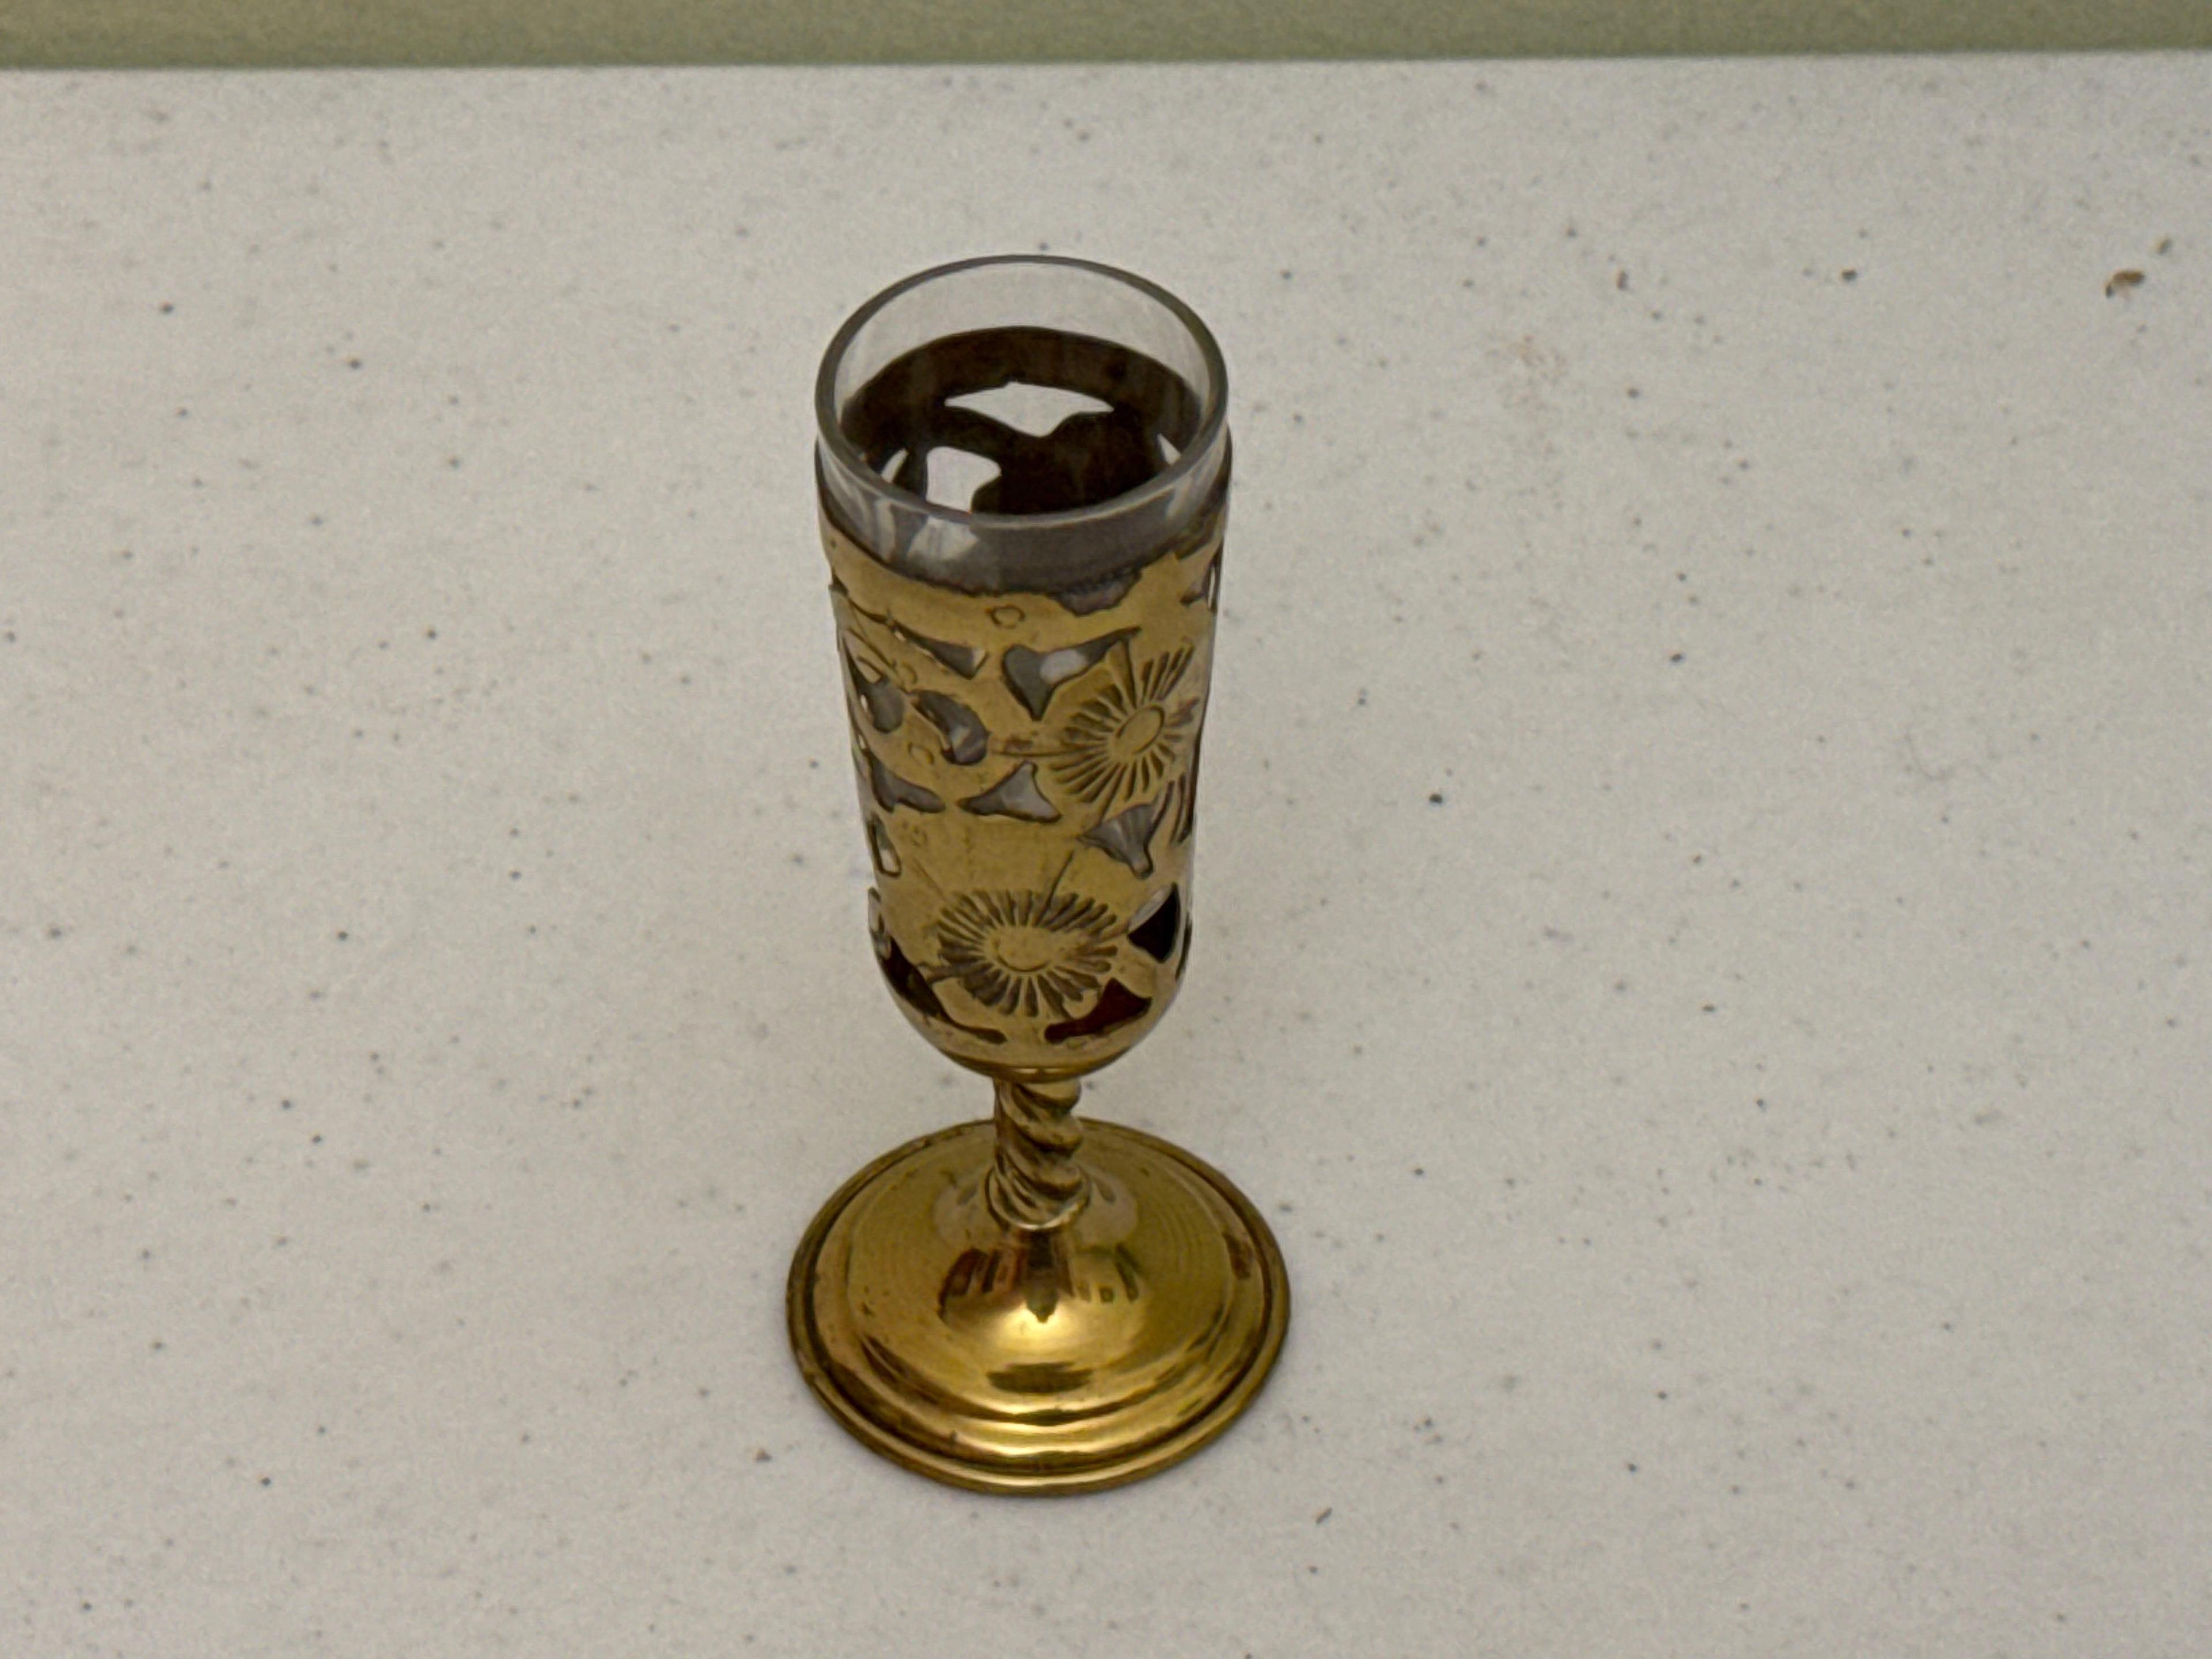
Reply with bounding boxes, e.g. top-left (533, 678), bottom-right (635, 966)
top-left (935, 890), bottom-right (1117, 1018)
top-left (1047, 646), bottom-right (1199, 812)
